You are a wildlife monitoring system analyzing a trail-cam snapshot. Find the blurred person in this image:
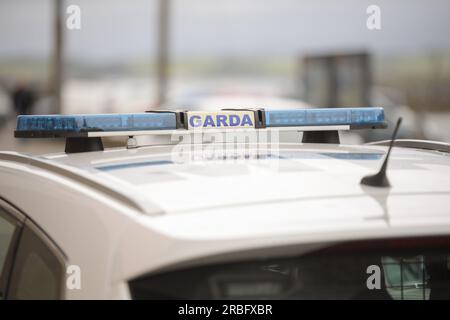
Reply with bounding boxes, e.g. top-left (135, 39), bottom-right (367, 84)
top-left (11, 80), bottom-right (35, 115)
